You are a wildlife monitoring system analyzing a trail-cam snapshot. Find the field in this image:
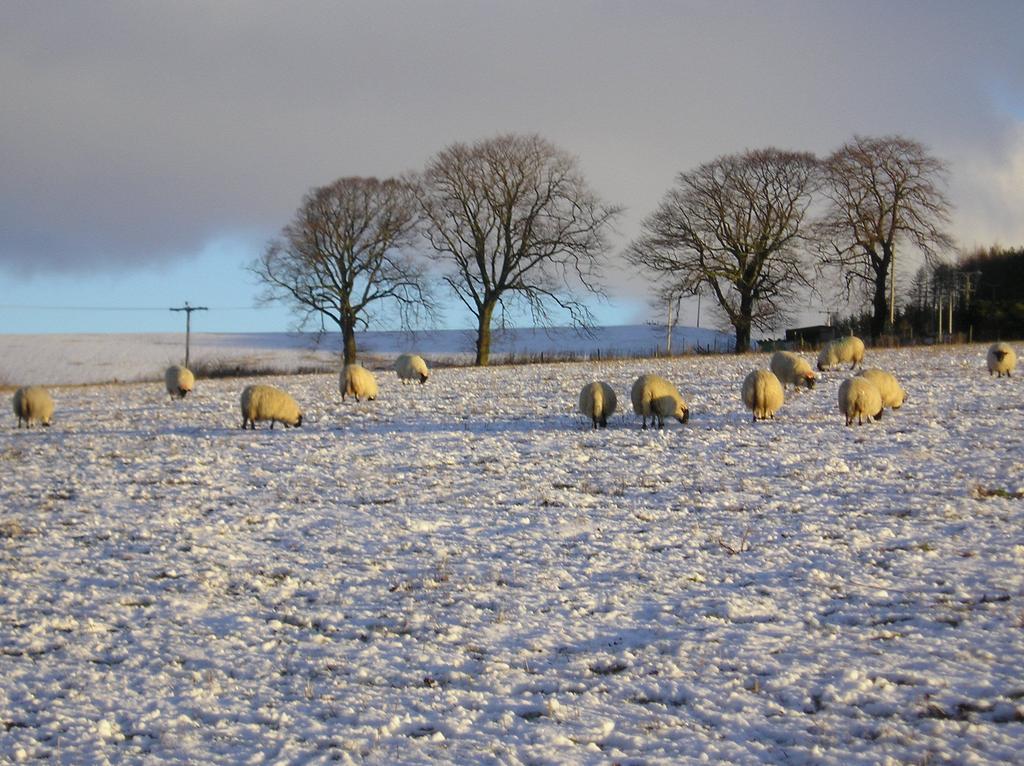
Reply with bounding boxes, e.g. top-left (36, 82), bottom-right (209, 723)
top-left (2, 344), bottom-right (1023, 764)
